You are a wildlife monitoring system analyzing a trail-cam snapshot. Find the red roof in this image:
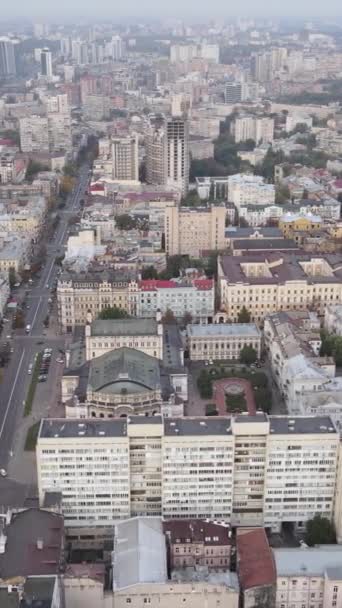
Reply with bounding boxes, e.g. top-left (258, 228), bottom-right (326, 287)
top-left (333, 179), bottom-right (342, 189)
top-left (138, 279), bottom-right (213, 291)
top-left (90, 183), bottom-right (105, 192)
top-left (0, 138), bottom-right (16, 146)
top-left (237, 529), bottom-right (276, 590)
